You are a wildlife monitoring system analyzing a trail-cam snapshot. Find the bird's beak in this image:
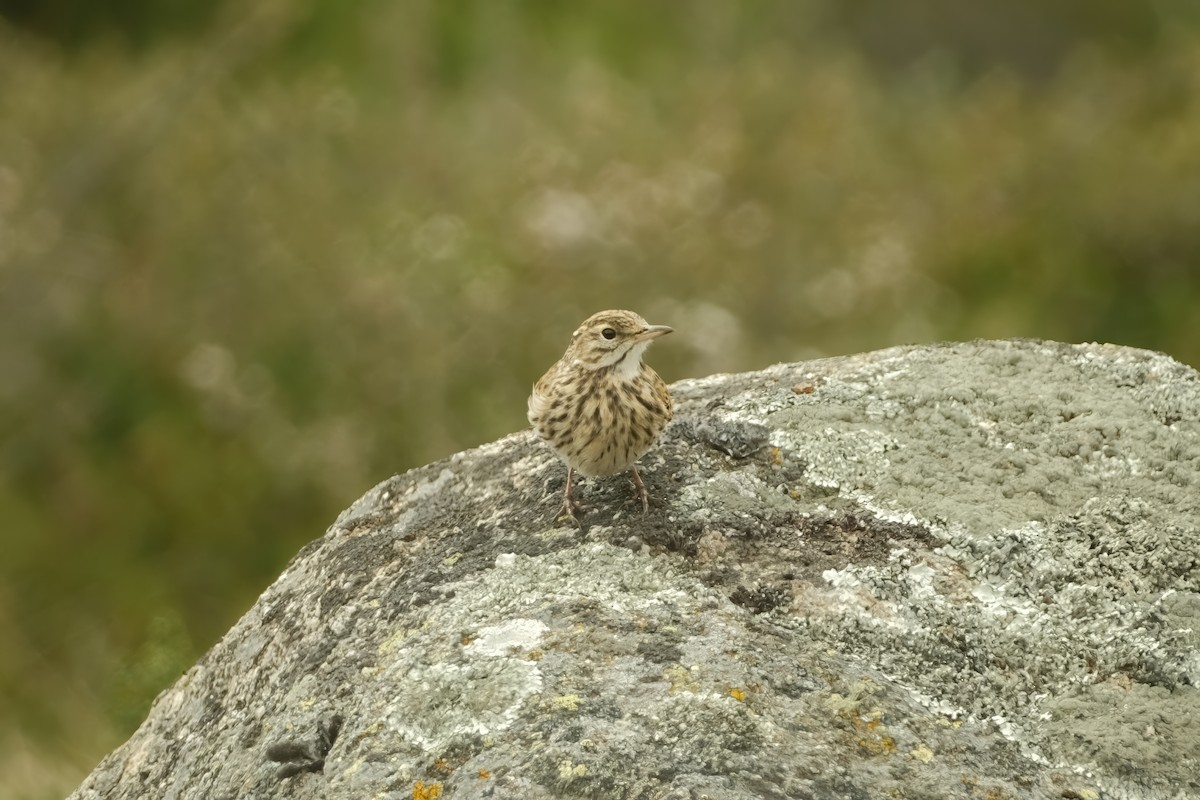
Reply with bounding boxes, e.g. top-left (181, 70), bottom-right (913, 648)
top-left (638, 324), bottom-right (674, 341)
